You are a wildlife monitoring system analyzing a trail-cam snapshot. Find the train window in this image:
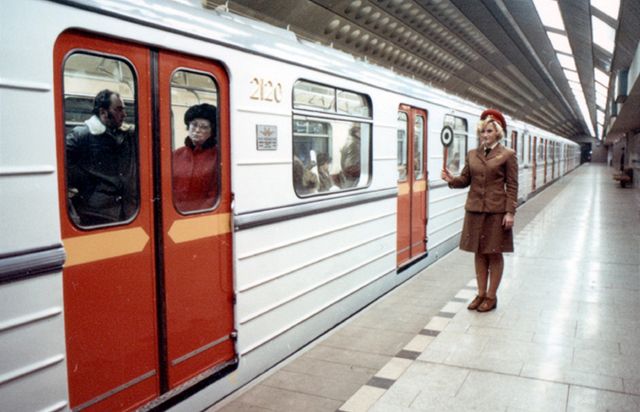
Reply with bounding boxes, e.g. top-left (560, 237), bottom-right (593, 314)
top-left (504, 129), bottom-right (511, 149)
top-left (63, 52), bottom-right (139, 227)
top-left (293, 81), bottom-right (335, 112)
top-left (170, 70), bottom-right (220, 213)
top-left (443, 114), bottom-right (468, 174)
top-left (511, 131), bottom-right (517, 152)
top-left (414, 115), bottom-right (425, 179)
top-left (337, 90), bottom-right (371, 117)
top-left (397, 112), bottom-right (408, 181)
top-left (292, 80), bottom-right (372, 196)
top-left (292, 116), bottom-right (371, 195)
top-left (519, 133), bottom-right (525, 161)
